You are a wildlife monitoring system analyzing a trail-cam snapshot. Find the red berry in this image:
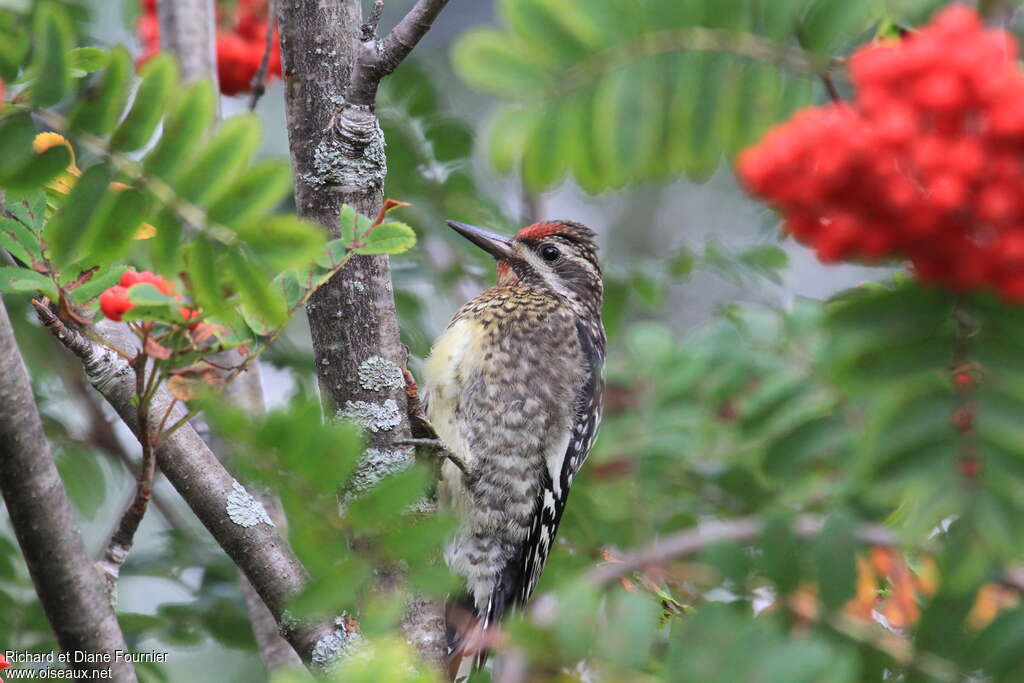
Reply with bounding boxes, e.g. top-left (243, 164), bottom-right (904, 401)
top-left (120, 270), bottom-right (174, 295)
top-left (953, 371), bottom-right (973, 390)
top-left (100, 286), bottom-right (135, 322)
top-left (179, 307), bottom-right (202, 330)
